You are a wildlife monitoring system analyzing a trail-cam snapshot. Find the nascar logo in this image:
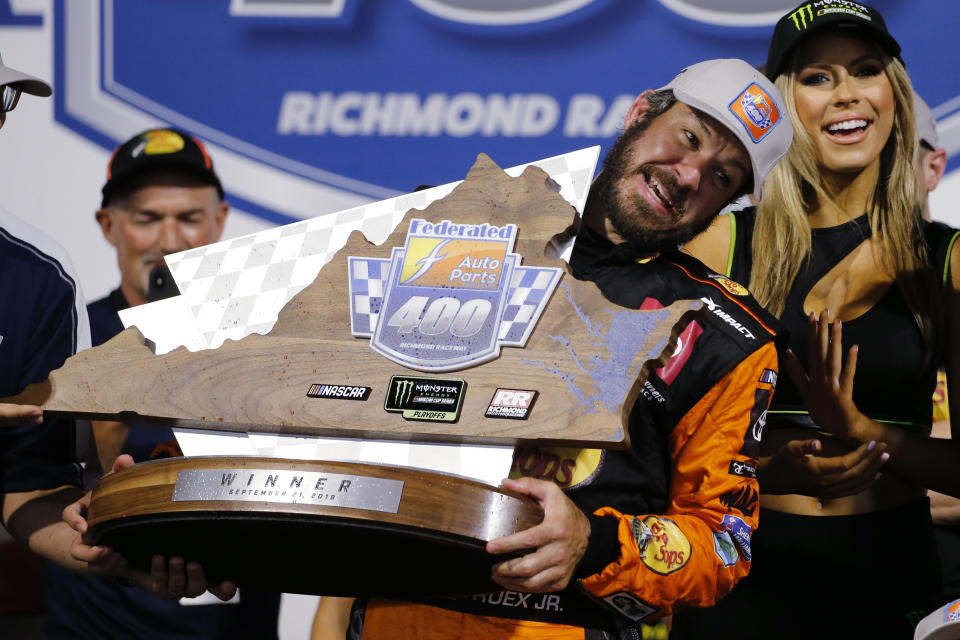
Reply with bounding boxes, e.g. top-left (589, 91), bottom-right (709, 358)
top-left (306, 383), bottom-right (372, 400)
